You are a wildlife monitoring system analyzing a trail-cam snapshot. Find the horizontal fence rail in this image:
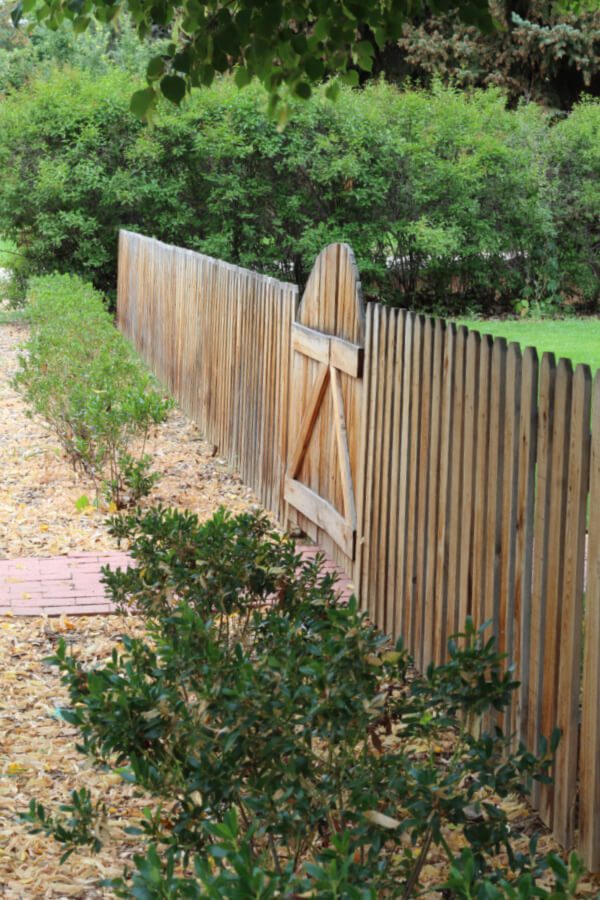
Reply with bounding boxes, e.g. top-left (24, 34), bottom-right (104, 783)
top-left (118, 230), bottom-right (600, 871)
